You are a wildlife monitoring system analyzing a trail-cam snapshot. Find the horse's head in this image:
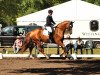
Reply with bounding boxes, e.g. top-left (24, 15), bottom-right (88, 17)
top-left (70, 21), bottom-right (74, 28)
top-left (69, 21), bottom-right (74, 34)
top-left (55, 20), bottom-right (74, 34)
top-left (64, 21), bottom-right (74, 34)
